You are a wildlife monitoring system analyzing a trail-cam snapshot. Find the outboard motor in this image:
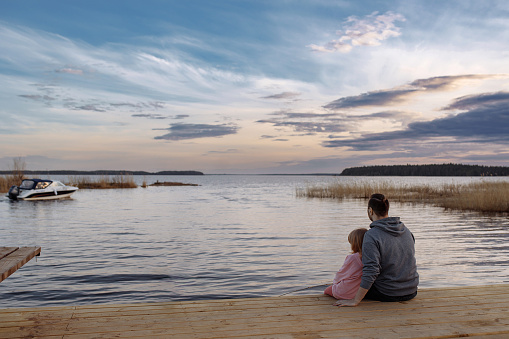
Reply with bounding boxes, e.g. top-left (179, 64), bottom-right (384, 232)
top-left (8, 185), bottom-right (19, 200)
